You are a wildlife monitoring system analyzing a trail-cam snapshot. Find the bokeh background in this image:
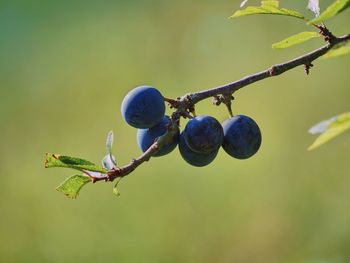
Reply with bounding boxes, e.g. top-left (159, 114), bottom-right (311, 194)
top-left (1, 0), bottom-right (349, 262)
